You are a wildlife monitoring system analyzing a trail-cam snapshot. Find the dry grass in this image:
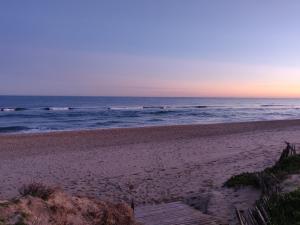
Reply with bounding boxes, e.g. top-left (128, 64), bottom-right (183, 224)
top-left (18, 183), bottom-right (54, 200)
top-left (0, 183), bottom-right (140, 225)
